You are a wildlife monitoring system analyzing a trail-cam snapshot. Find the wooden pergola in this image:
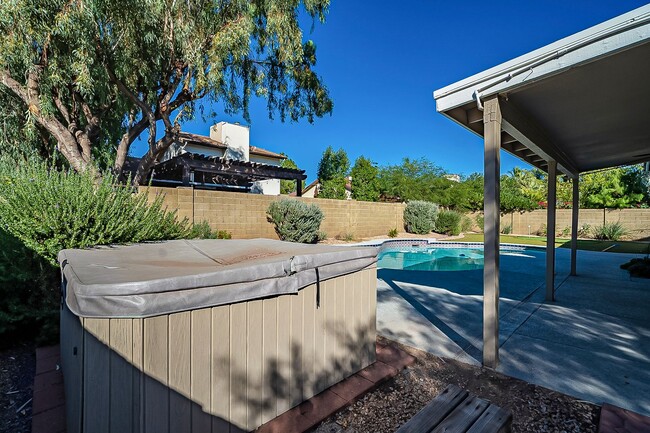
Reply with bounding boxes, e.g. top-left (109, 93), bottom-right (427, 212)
top-left (148, 153), bottom-right (307, 195)
top-left (434, 5), bottom-right (650, 368)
